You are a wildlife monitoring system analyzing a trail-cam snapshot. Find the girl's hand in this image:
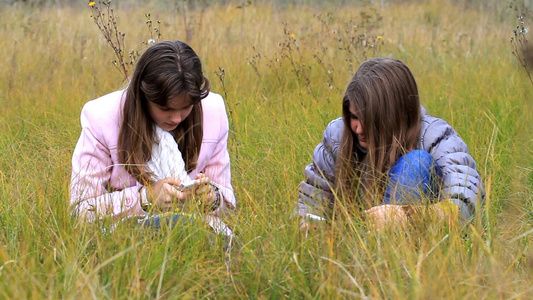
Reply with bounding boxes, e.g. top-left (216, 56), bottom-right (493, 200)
top-left (147, 174), bottom-right (214, 212)
top-left (167, 173), bottom-right (214, 211)
top-left (365, 204), bottom-right (408, 232)
top-left (191, 173), bottom-right (211, 197)
top-left (190, 173), bottom-right (219, 211)
top-left (148, 177), bottom-right (185, 211)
